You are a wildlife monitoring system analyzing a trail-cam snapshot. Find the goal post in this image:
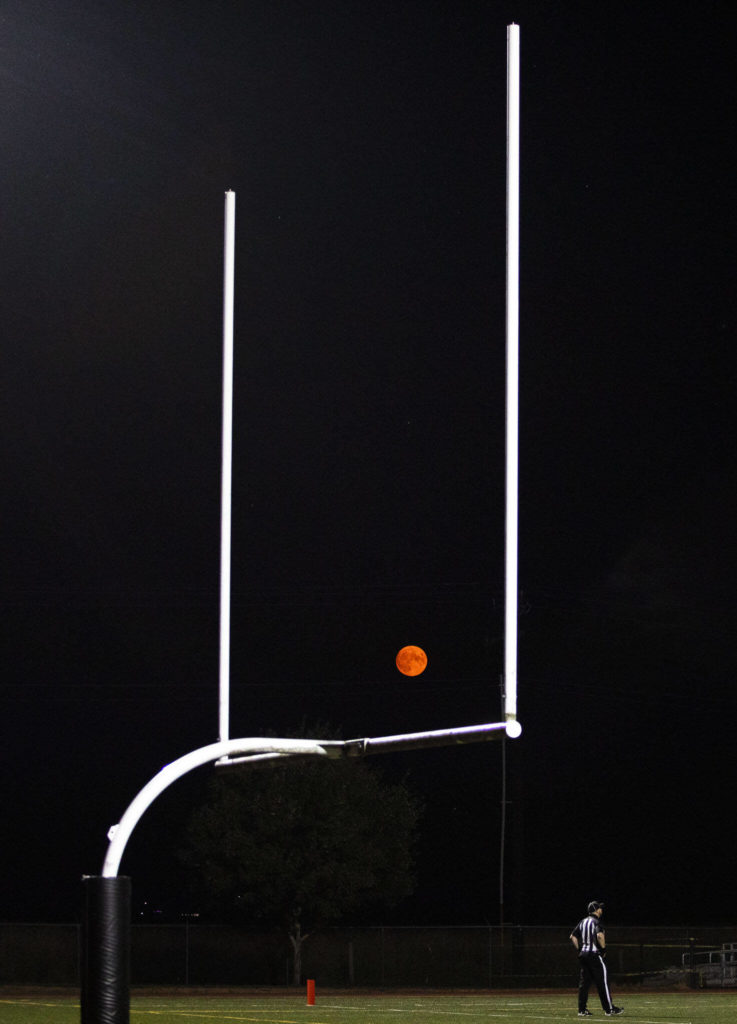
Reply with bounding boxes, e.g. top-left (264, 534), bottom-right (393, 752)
top-left (81, 22), bottom-right (522, 1021)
